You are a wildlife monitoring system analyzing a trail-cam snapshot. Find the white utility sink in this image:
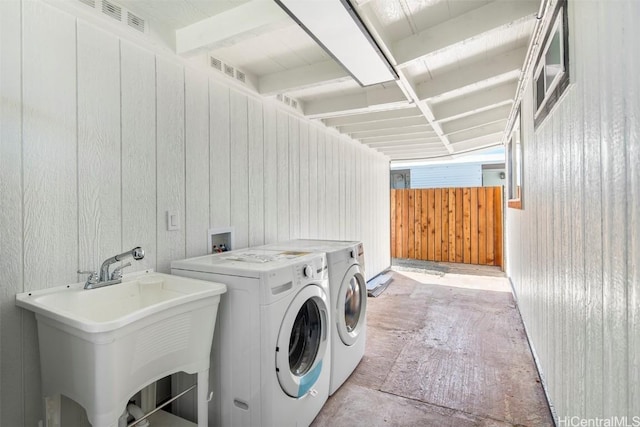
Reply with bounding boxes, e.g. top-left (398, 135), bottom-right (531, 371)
top-left (16, 270), bottom-right (226, 427)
